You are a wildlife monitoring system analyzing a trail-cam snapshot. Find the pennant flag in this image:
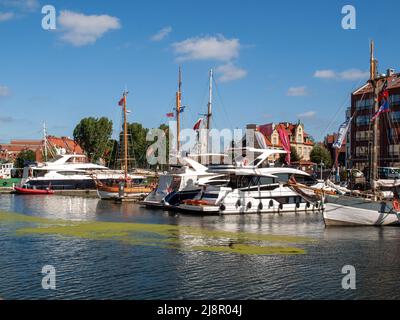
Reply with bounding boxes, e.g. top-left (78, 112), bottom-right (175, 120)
top-left (333, 117), bottom-right (352, 149)
top-left (166, 112), bottom-right (174, 118)
top-left (193, 118), bottom-right (203, 130)
top-left (277, 124), bottom-right (291, 165)
top-left (118, 96), bottom-right (125, 107)
top-left (371, 81), bottom-right (390, 122)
